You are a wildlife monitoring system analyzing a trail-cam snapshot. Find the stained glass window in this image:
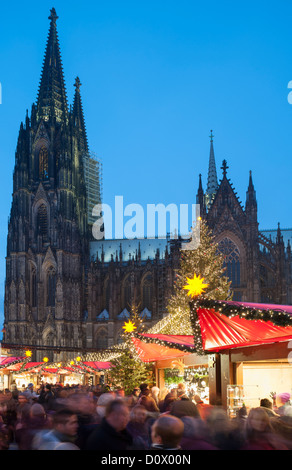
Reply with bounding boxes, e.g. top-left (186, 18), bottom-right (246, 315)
top-left (123, 275), bottom-right (132, 310)
top-left (218, 238), bottom-right (241, 287)
top-left (142, 274), bottom-right (153, 310)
